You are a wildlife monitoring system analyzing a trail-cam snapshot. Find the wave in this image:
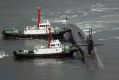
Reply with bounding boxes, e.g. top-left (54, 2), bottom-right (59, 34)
top-left (91, 9), bottom-right (106, 12)
top-left (112, 37), bottom-right (119, 39)
top-left (24, 39), bottom-right (47, 48)
top-left (31, 18), bottom-right (37, 22)
top-left (101, 15), bottom-right (119, 17)
top-left (31, 8), bottom-right (89, 24)
top-left (97, 21), bottom-right (119, 23)
top-left (91, 3), bottom-right (105, 8)
top-left (34, 59), bottom-right (63, 66)
top-left (98, 36), bottom-right (119, 41)
top-left (82, 29), bottom-right (97, 35)
top-left (64, 8), bottom-right (87, 13)
top-left (77, 21), bottom-right (102, 25)
top-left (91, 3), bottom-right (107, 12)
top-left (70, 15), bottom-right (77, 18)
top-left (78, 20), bottom-right (119, 25)
top-left (32, 18), bottom-right (48, 22)
top-left (77, 10), bottom-right (88, 16)
top-left (51, 19), bottom-right (67, 23)
top-left (91, 8), bottom-right (119, 12)
top-left (105, 0), bottom-right (113, 1)
top-left (64, 9), bottom-right (88, 17)
top-left (98, 28), bottom-right (119, 32)
top-left (64, 10), bottom-right (72, 14)
top-left (55, 9), bottom-right (88, 19)
top-left (31, 14), bottom-right (77, 23)
top-left (77, 22), bottom-right (104, 35)
top-left (98, 38), bottom-right (108, 41)
top-left (77, 20), bottom-right (119, 36)
top-left (93, 28), bottom-right (119, 35)
top-left (0, 51), bottom-right (8, 59)
top-left (58, 14), bottom-right (78, 19)
top-left (108, 28), bottom-right (119, 31)
top-left (91, 3), bottom-right (119, 12)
